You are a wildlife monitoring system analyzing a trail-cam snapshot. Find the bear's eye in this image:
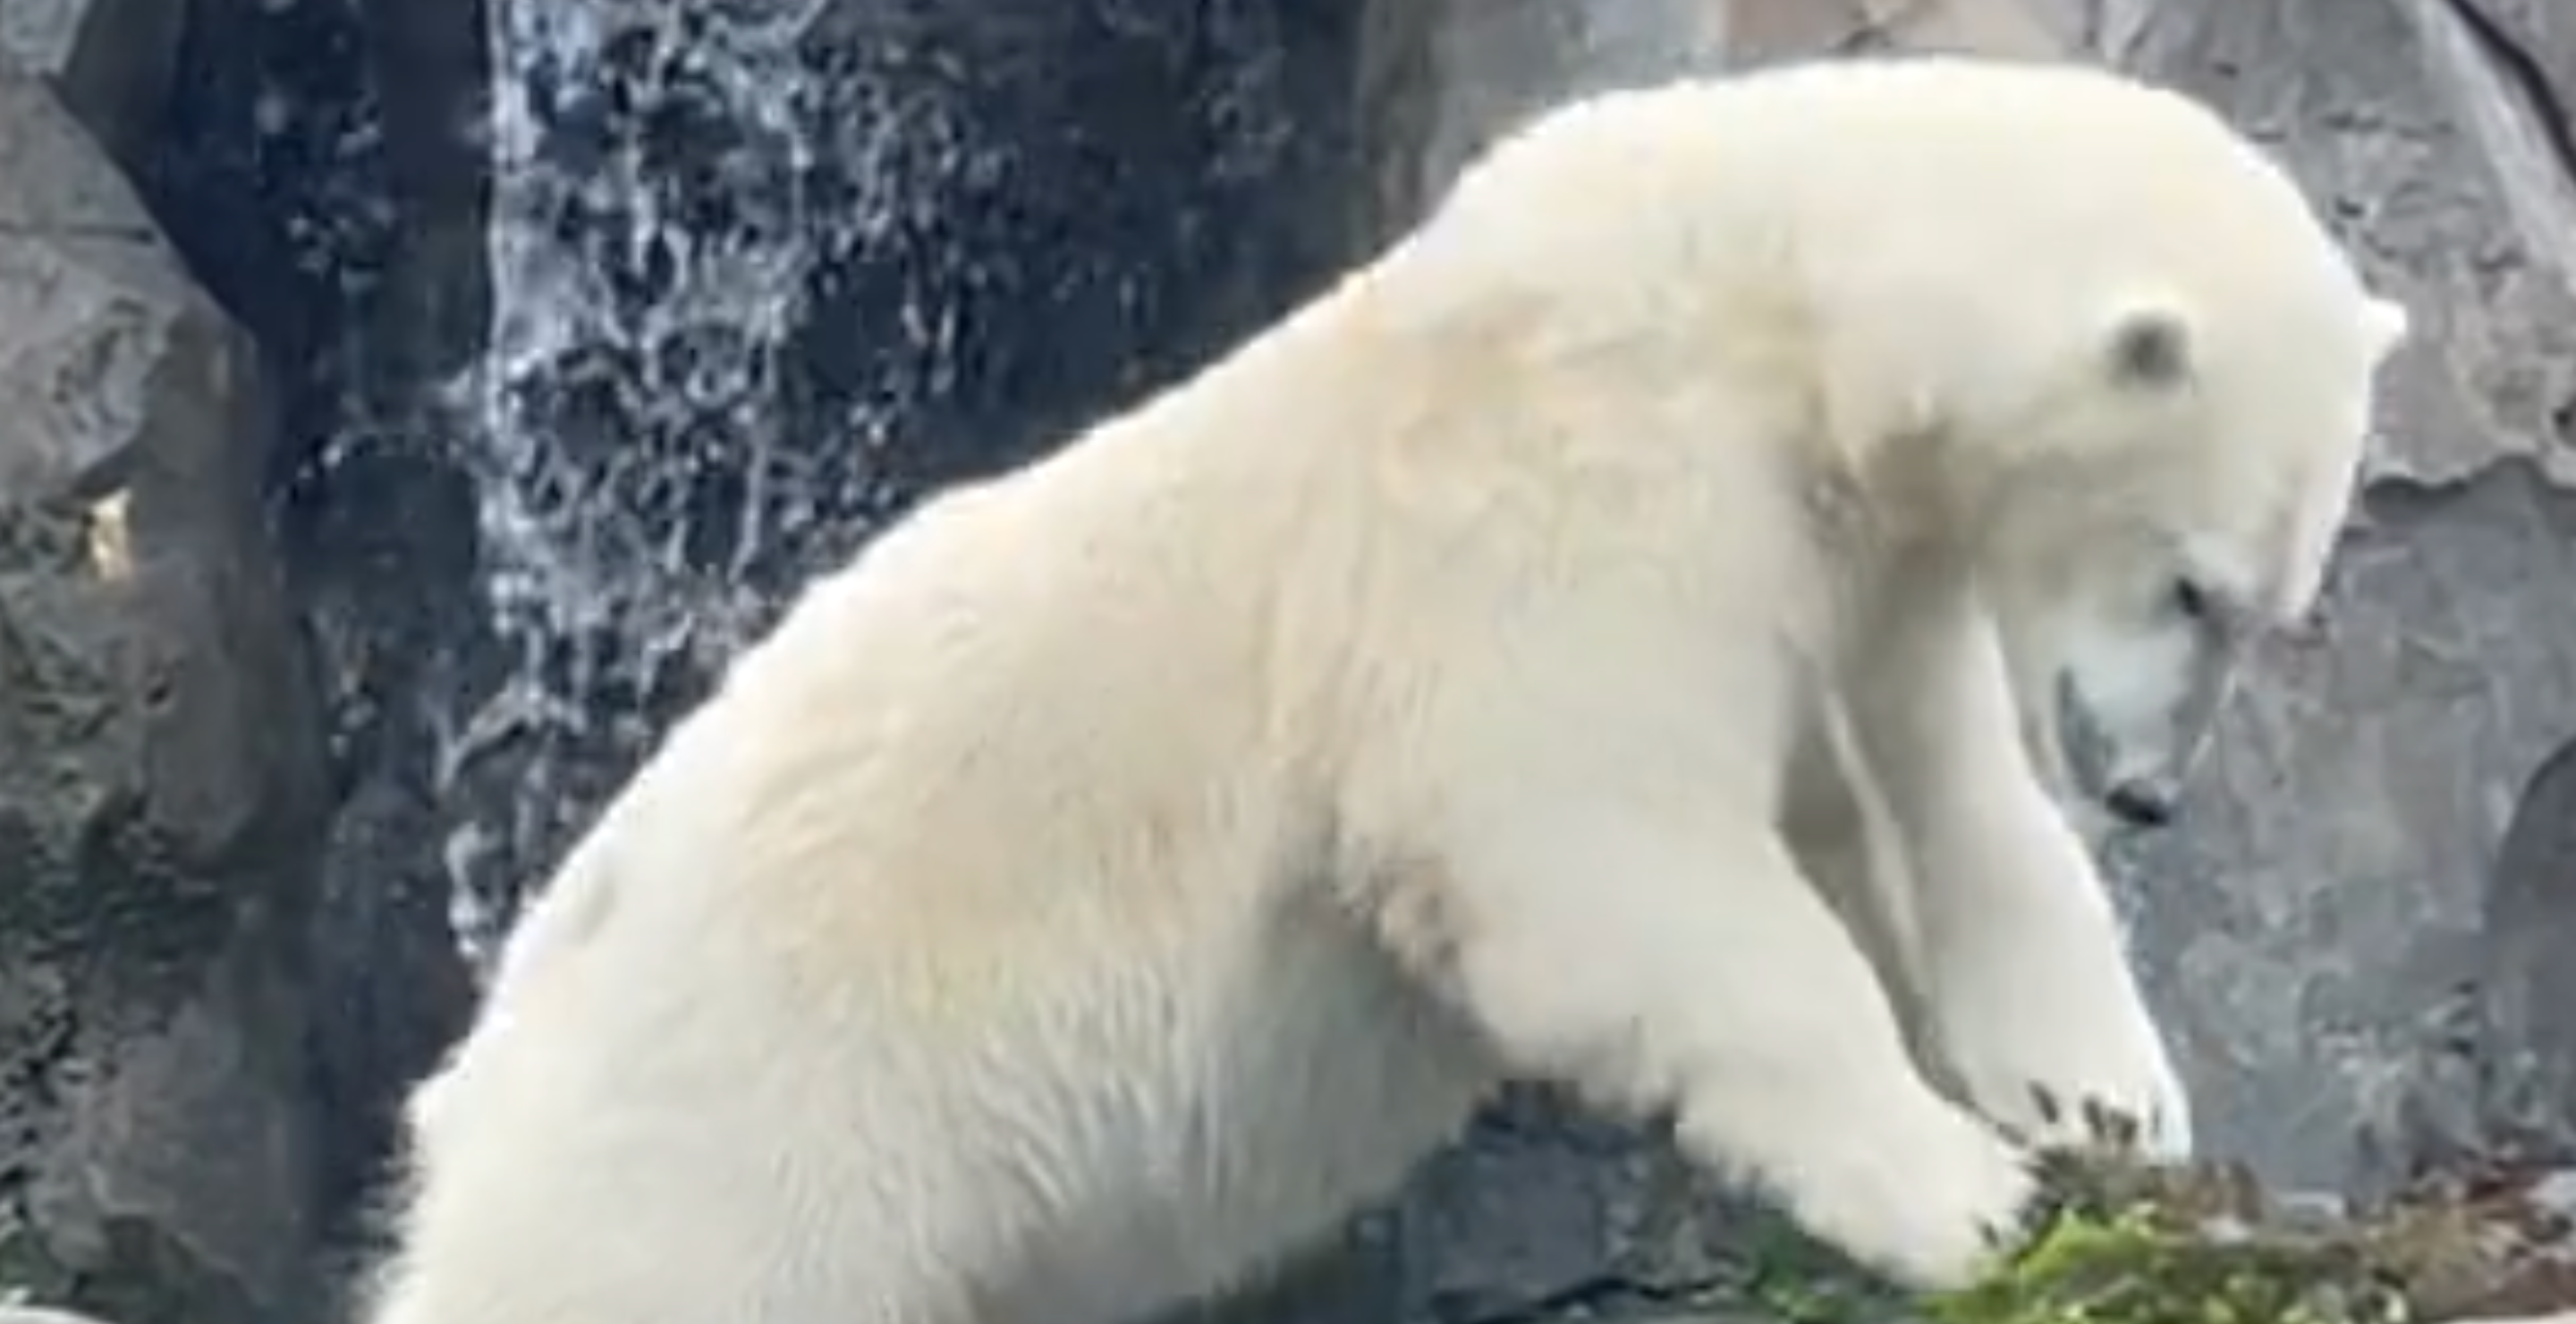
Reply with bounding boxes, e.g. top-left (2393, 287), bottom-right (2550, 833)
top-left (2169, 577), bottom-right (2214, 623)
